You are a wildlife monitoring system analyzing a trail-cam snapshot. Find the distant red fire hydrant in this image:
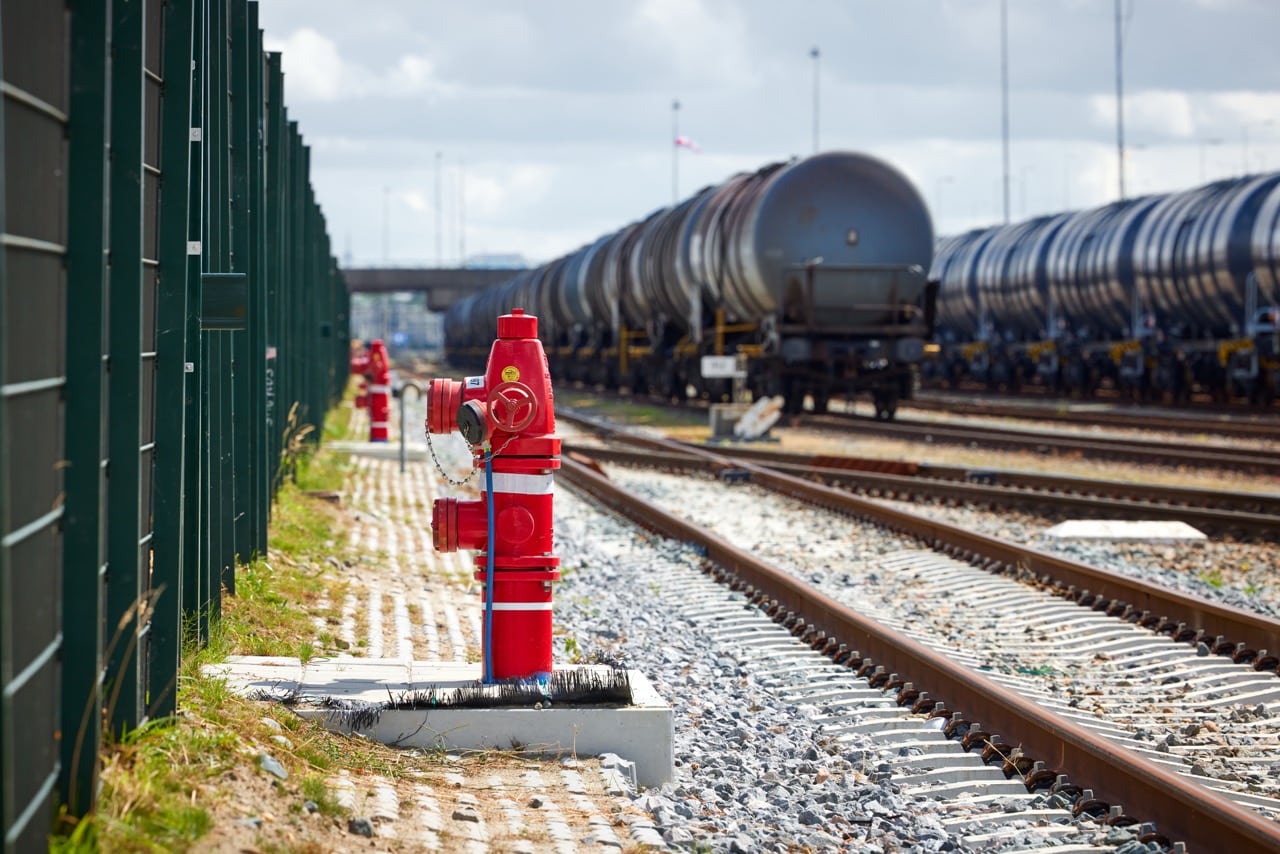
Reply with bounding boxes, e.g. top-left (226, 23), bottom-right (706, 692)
top-left (426, 308), bottom-right (561, 682)
top-left (367, 339), bottom-right (391, 442)
top-left (350, 344), bottom-right (371, 409)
